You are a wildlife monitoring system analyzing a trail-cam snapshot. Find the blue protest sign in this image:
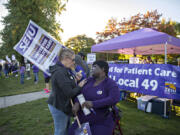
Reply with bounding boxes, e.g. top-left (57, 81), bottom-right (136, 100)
top-left (14, 20), bottom-right (63, 76)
